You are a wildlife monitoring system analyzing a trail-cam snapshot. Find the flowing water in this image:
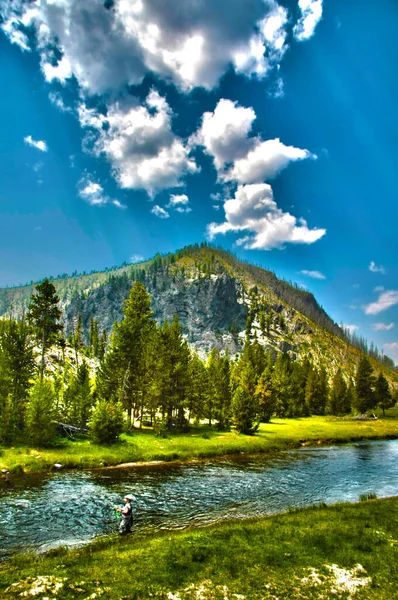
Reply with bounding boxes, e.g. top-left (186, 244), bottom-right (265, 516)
top-left (1, 439), bottom-right (398, 558)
